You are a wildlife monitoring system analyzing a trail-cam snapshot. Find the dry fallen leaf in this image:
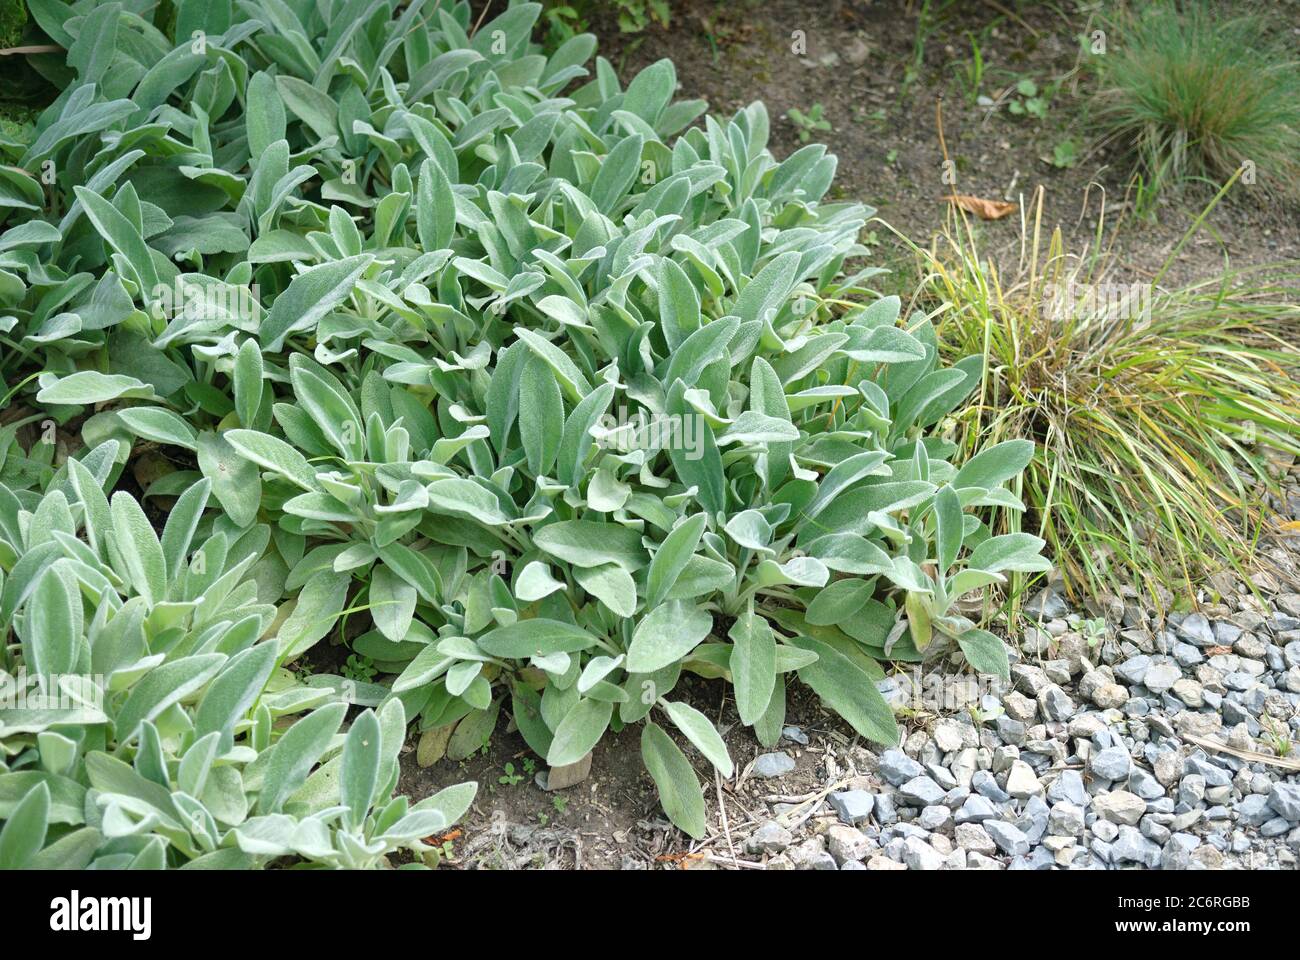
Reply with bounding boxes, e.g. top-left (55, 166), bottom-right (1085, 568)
top-left (416, 723), bottom-right (454, 767)
top-left (942, 194), bottom-right (1018, 220)
top-left (422, 828), bottom-right (463, 845)
top-left (131, 450), bottom-right (175, 491)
